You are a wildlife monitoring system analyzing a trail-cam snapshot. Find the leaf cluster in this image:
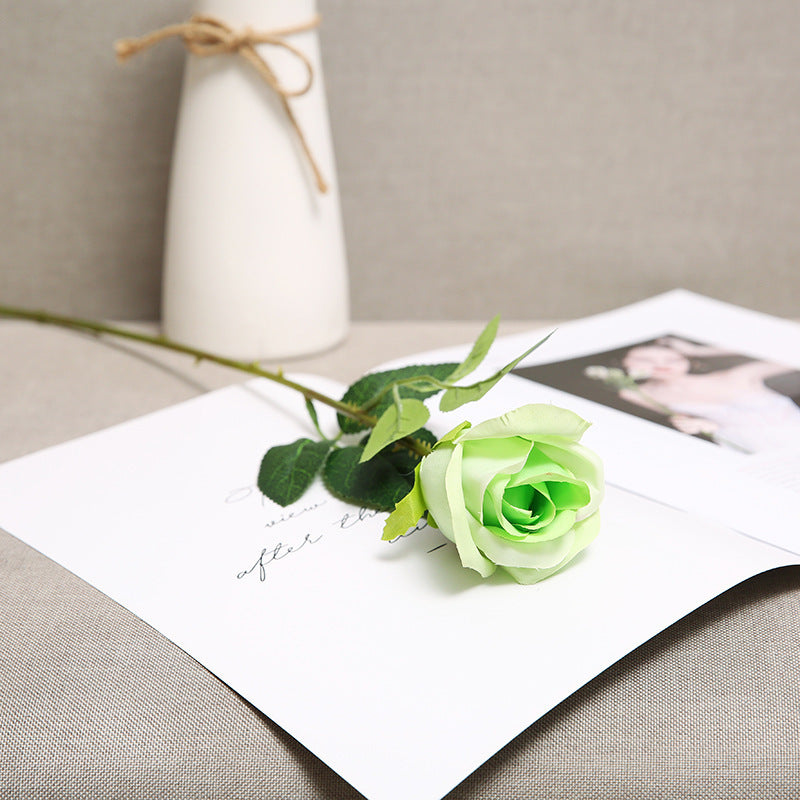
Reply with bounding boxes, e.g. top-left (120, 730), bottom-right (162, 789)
top-left (257, 317), bottom-right (551, 511)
